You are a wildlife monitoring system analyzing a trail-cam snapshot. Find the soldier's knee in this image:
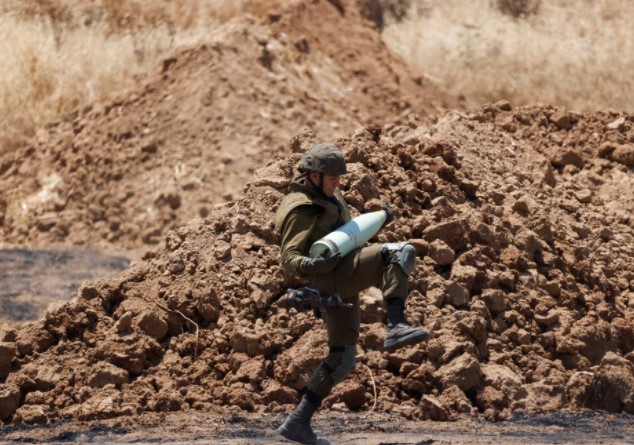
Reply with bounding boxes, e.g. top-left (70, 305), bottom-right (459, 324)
top-left (307, 345), bottom-right (357, 398)
top-left (380, 242), bottom-right (417, 276)
top-left (330, 345), bottom-right (356, 385)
